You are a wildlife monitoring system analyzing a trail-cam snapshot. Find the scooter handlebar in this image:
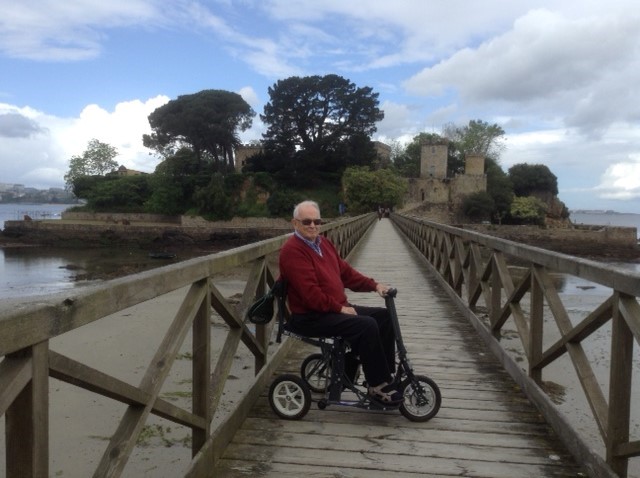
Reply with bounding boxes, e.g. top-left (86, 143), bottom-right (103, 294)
top-left (385, 287), bottom-right (397, 298)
